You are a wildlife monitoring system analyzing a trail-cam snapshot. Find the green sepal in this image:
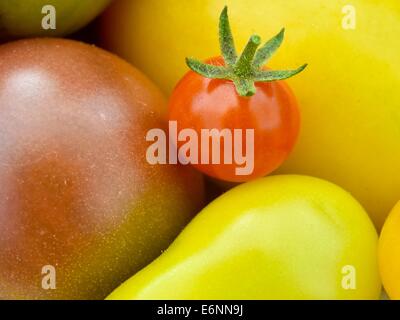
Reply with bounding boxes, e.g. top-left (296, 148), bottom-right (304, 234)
top-left (254, 64), bottom-right (308, 82)
top-left (219, 6), bottom-right (237, 66)
top-left (253, 28), bottom-right (285, 69)
top-left (186, 58), bottom-right (230, 79)
top-left (185, 7), bottom-right (307, 97)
